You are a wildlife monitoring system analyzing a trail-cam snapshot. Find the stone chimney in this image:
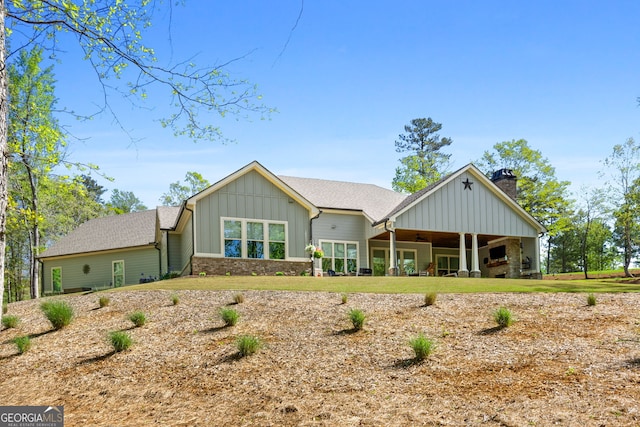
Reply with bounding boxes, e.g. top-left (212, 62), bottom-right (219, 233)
top-left (491, 169), bottom-right (517, 201)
